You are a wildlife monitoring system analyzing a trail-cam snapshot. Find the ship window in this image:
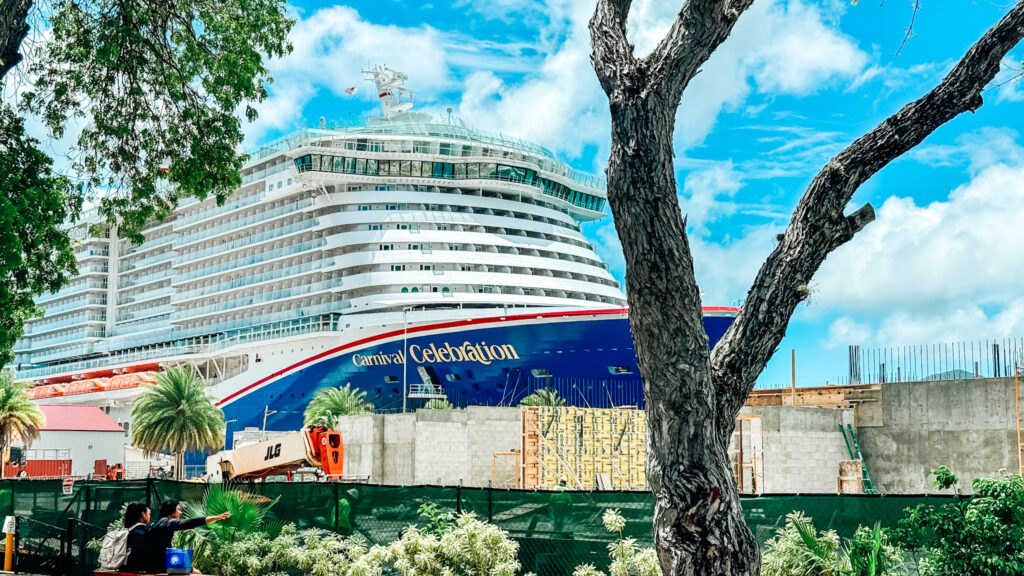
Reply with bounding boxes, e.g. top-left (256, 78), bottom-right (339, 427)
top-left (420, 265), bottom-right (431, 271)
top-left (386, 204), bottom-right (397, 211)
top-left (411, 287), bottom-right (419, 293)
top-left (384, 375), bottom-right (399, 384)
top-left (359, 205), bottom-right (371, 211)
top-left (445, 373), bottom-right (461, 382)
top-left (369, 225), bottom-right (382, 231)
top-left (391, 265), bottom-right (405, 271)
top-left (442, 287), bottom-right (450, 292)
top-left (355, 158), bottom-right (365, 174)
top-left (454, 163), bottom-right (466, 179)
top-left (380, 244), bottom-right (393, 250)
top-left (345, 157), bottom-right (356, 173)
top-left (531, 368), bottom-right (552, 378)
top-left (409, 244), bottom-right (419, 250)
top-left (401, 287), bottom-right (409, 293)
top-left (398, 224), bottom-right (408, 230)
top-left (366, 159), bottom-right (378, 174)
top-left (401, 161), bottom-right (411, 176)
top-left (608, 366), bottom-right (633, 375)
top-left (468, 163), bottom-right (479, 179)
top-left (287, 178), bottom-right (292, 185)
